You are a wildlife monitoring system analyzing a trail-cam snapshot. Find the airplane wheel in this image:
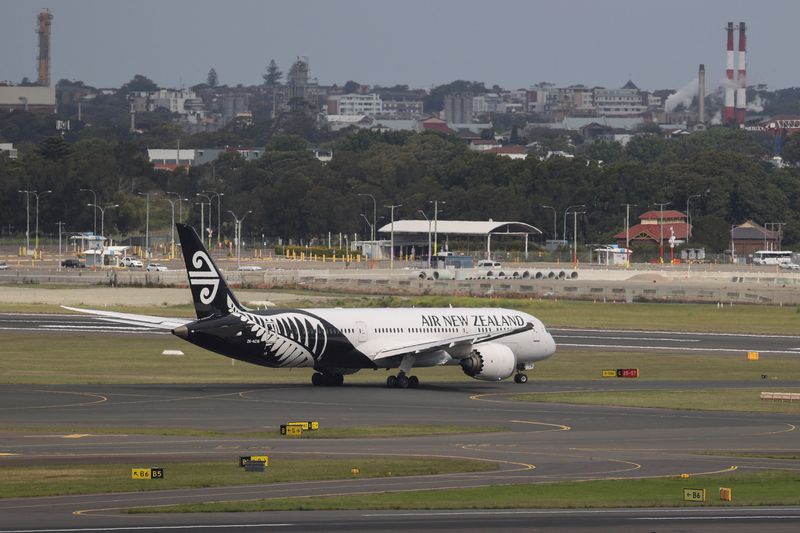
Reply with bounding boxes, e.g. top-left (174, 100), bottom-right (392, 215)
top-left (408, 376), bottom-right (419, 388)
top-left (514, 373), bottom-right (528, 384)
top-left (387, 375), bottom-right (398, 388)
top-left (397, 374), bottom-right (409, 389)
top-left (312, 373), bottom-right (322, 386)
top-left (334, 373), bottom-right (344, 386)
